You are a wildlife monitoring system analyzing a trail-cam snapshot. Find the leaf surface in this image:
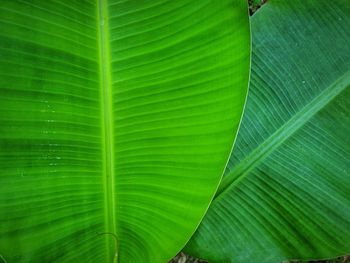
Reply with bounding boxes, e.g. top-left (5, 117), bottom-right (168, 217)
top-left (185, 0), bottom-right (350, 262)
top-left (0, 0), bottom-right (250, 262)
